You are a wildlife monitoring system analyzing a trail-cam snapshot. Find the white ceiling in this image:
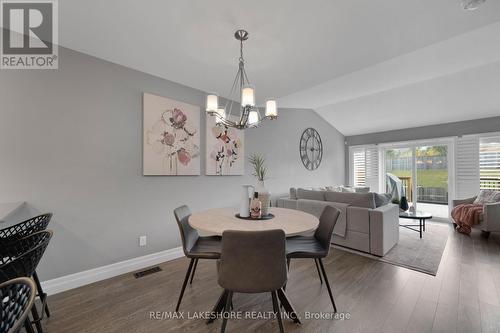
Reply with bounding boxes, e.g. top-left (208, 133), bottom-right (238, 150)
top-left (59, 0), bottom-right (500, 135)
top-left (284, 21), bottom-right (500, 135)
